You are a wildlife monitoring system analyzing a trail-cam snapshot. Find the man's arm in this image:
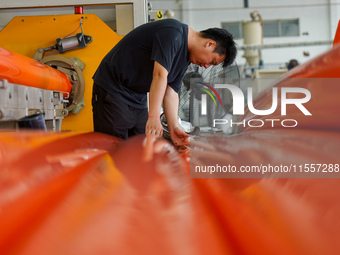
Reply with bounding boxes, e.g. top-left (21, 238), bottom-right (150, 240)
top-left (163, 85), bottom-right (190, 146)
top-left (146, 61), bottom-right (168, 136)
